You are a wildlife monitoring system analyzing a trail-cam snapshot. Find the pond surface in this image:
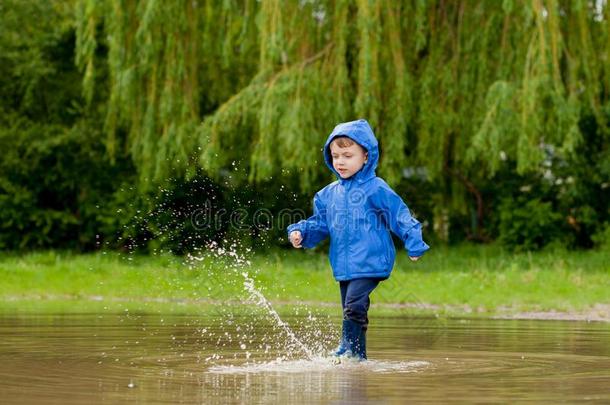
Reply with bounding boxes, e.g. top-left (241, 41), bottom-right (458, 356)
top-left (1, 312), bottom-right (609, 403)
